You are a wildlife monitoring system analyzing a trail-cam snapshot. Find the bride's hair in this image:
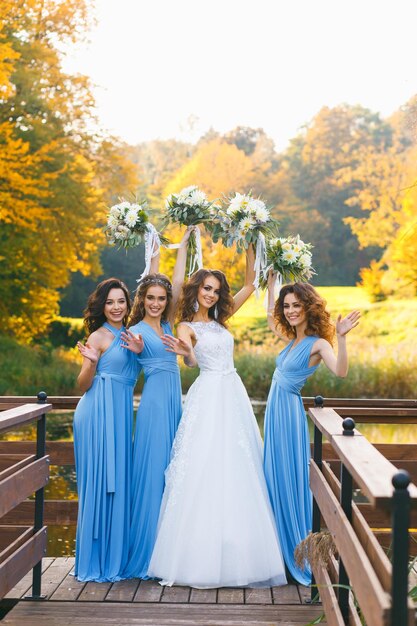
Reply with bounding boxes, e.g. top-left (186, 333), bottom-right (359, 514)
top-left (128, 273), bottom-right (172, 327)
top-left (274, 283), bottom-right (335, 344)
top-left (83, 277), bottom-right (131, 335)
top-left (178, 269), bottom-right (234, 327)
